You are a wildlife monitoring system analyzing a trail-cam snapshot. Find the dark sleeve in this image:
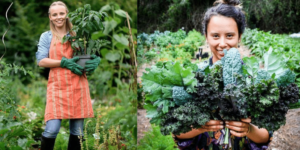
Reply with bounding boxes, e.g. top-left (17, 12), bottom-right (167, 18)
top-left (172, 133), bottom-right (208, 150)
top-left (247, 131), bottom-right (273, 150)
